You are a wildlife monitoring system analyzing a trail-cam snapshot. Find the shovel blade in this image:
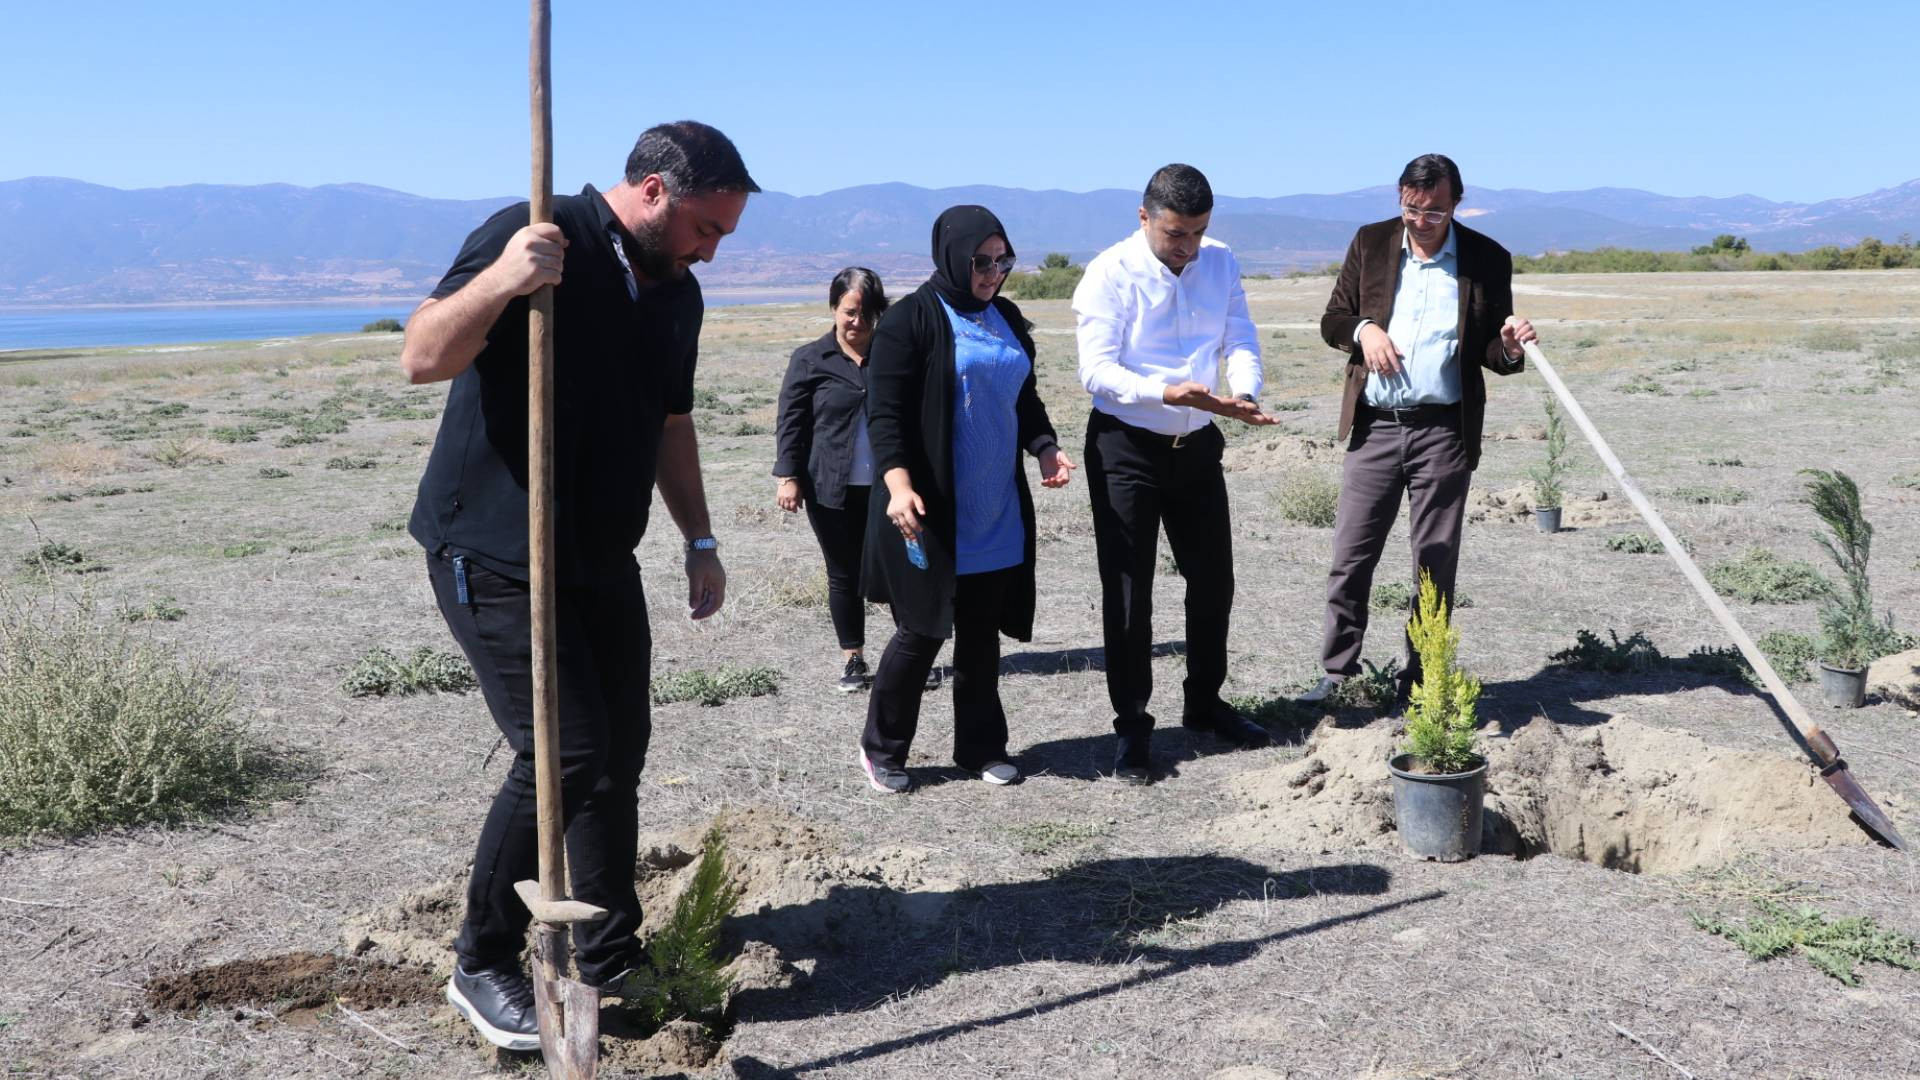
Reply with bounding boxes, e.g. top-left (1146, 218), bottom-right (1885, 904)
top-left (531, 925), bottom-right (601, 1079)
top-left (1822, 762), bottom-right (1910, 852)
